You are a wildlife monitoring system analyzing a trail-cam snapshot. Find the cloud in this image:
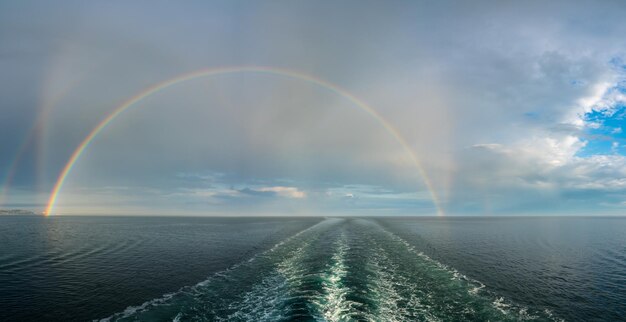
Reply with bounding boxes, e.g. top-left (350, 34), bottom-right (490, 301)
top-left (169, 185), bottom-right (306, 201)
top-left (445, 136), bottom-right (626, 214)
top-left (4, 1), bottom-right (626, 215)
top-left (256, 186), bottom-right (306, 199)
top-left (235, 186), bottom-right (306, 199)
